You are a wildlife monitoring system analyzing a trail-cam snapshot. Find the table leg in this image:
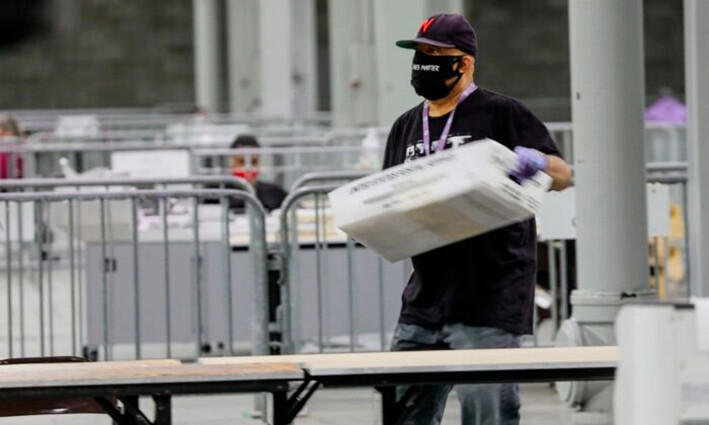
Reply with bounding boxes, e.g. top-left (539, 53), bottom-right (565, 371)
top-left (377, 386), bottom-right (398, 425)
top-left (377, 386), bottom-right (419, 425)
top-left (96, 397), bottom-right (137, 425)
top-left (120, 396), bottom-right (152, 425)
top-left (153, 394), bottom-right (172, 425)
top-left (272, 391), bottom-right (289, 425)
